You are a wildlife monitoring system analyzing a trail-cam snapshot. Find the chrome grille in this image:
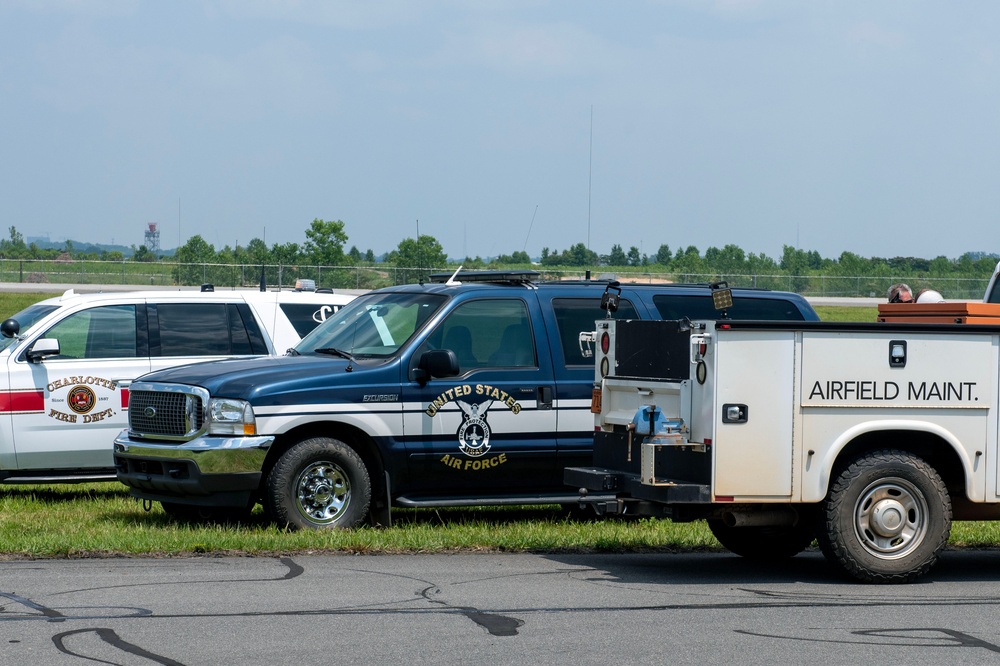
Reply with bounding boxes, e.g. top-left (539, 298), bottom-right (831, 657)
top-left (128, 384), bottom-right (206, 440)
